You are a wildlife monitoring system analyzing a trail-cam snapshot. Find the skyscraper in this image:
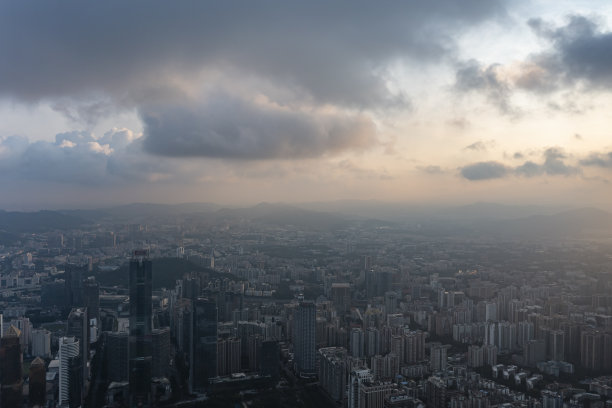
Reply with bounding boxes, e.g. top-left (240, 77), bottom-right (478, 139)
top-left (66, 307), bottom-right (89, 381)
top-left (83, 276), bottom-right (100, 322)
top-left (293, 302), bottom-right (316, 377)
top-left (65, 263), bottom-right (86, 307)
top-left (29, 356), bottom-right (47, 406)
top-left (192, 297), bottom-right (218, 391)
top-left (129, 250), bottom-right (153, 407)
top-left (0, 325), bottom-right (23, 408)
top-left (59, 336), bottom-right (82, 408)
